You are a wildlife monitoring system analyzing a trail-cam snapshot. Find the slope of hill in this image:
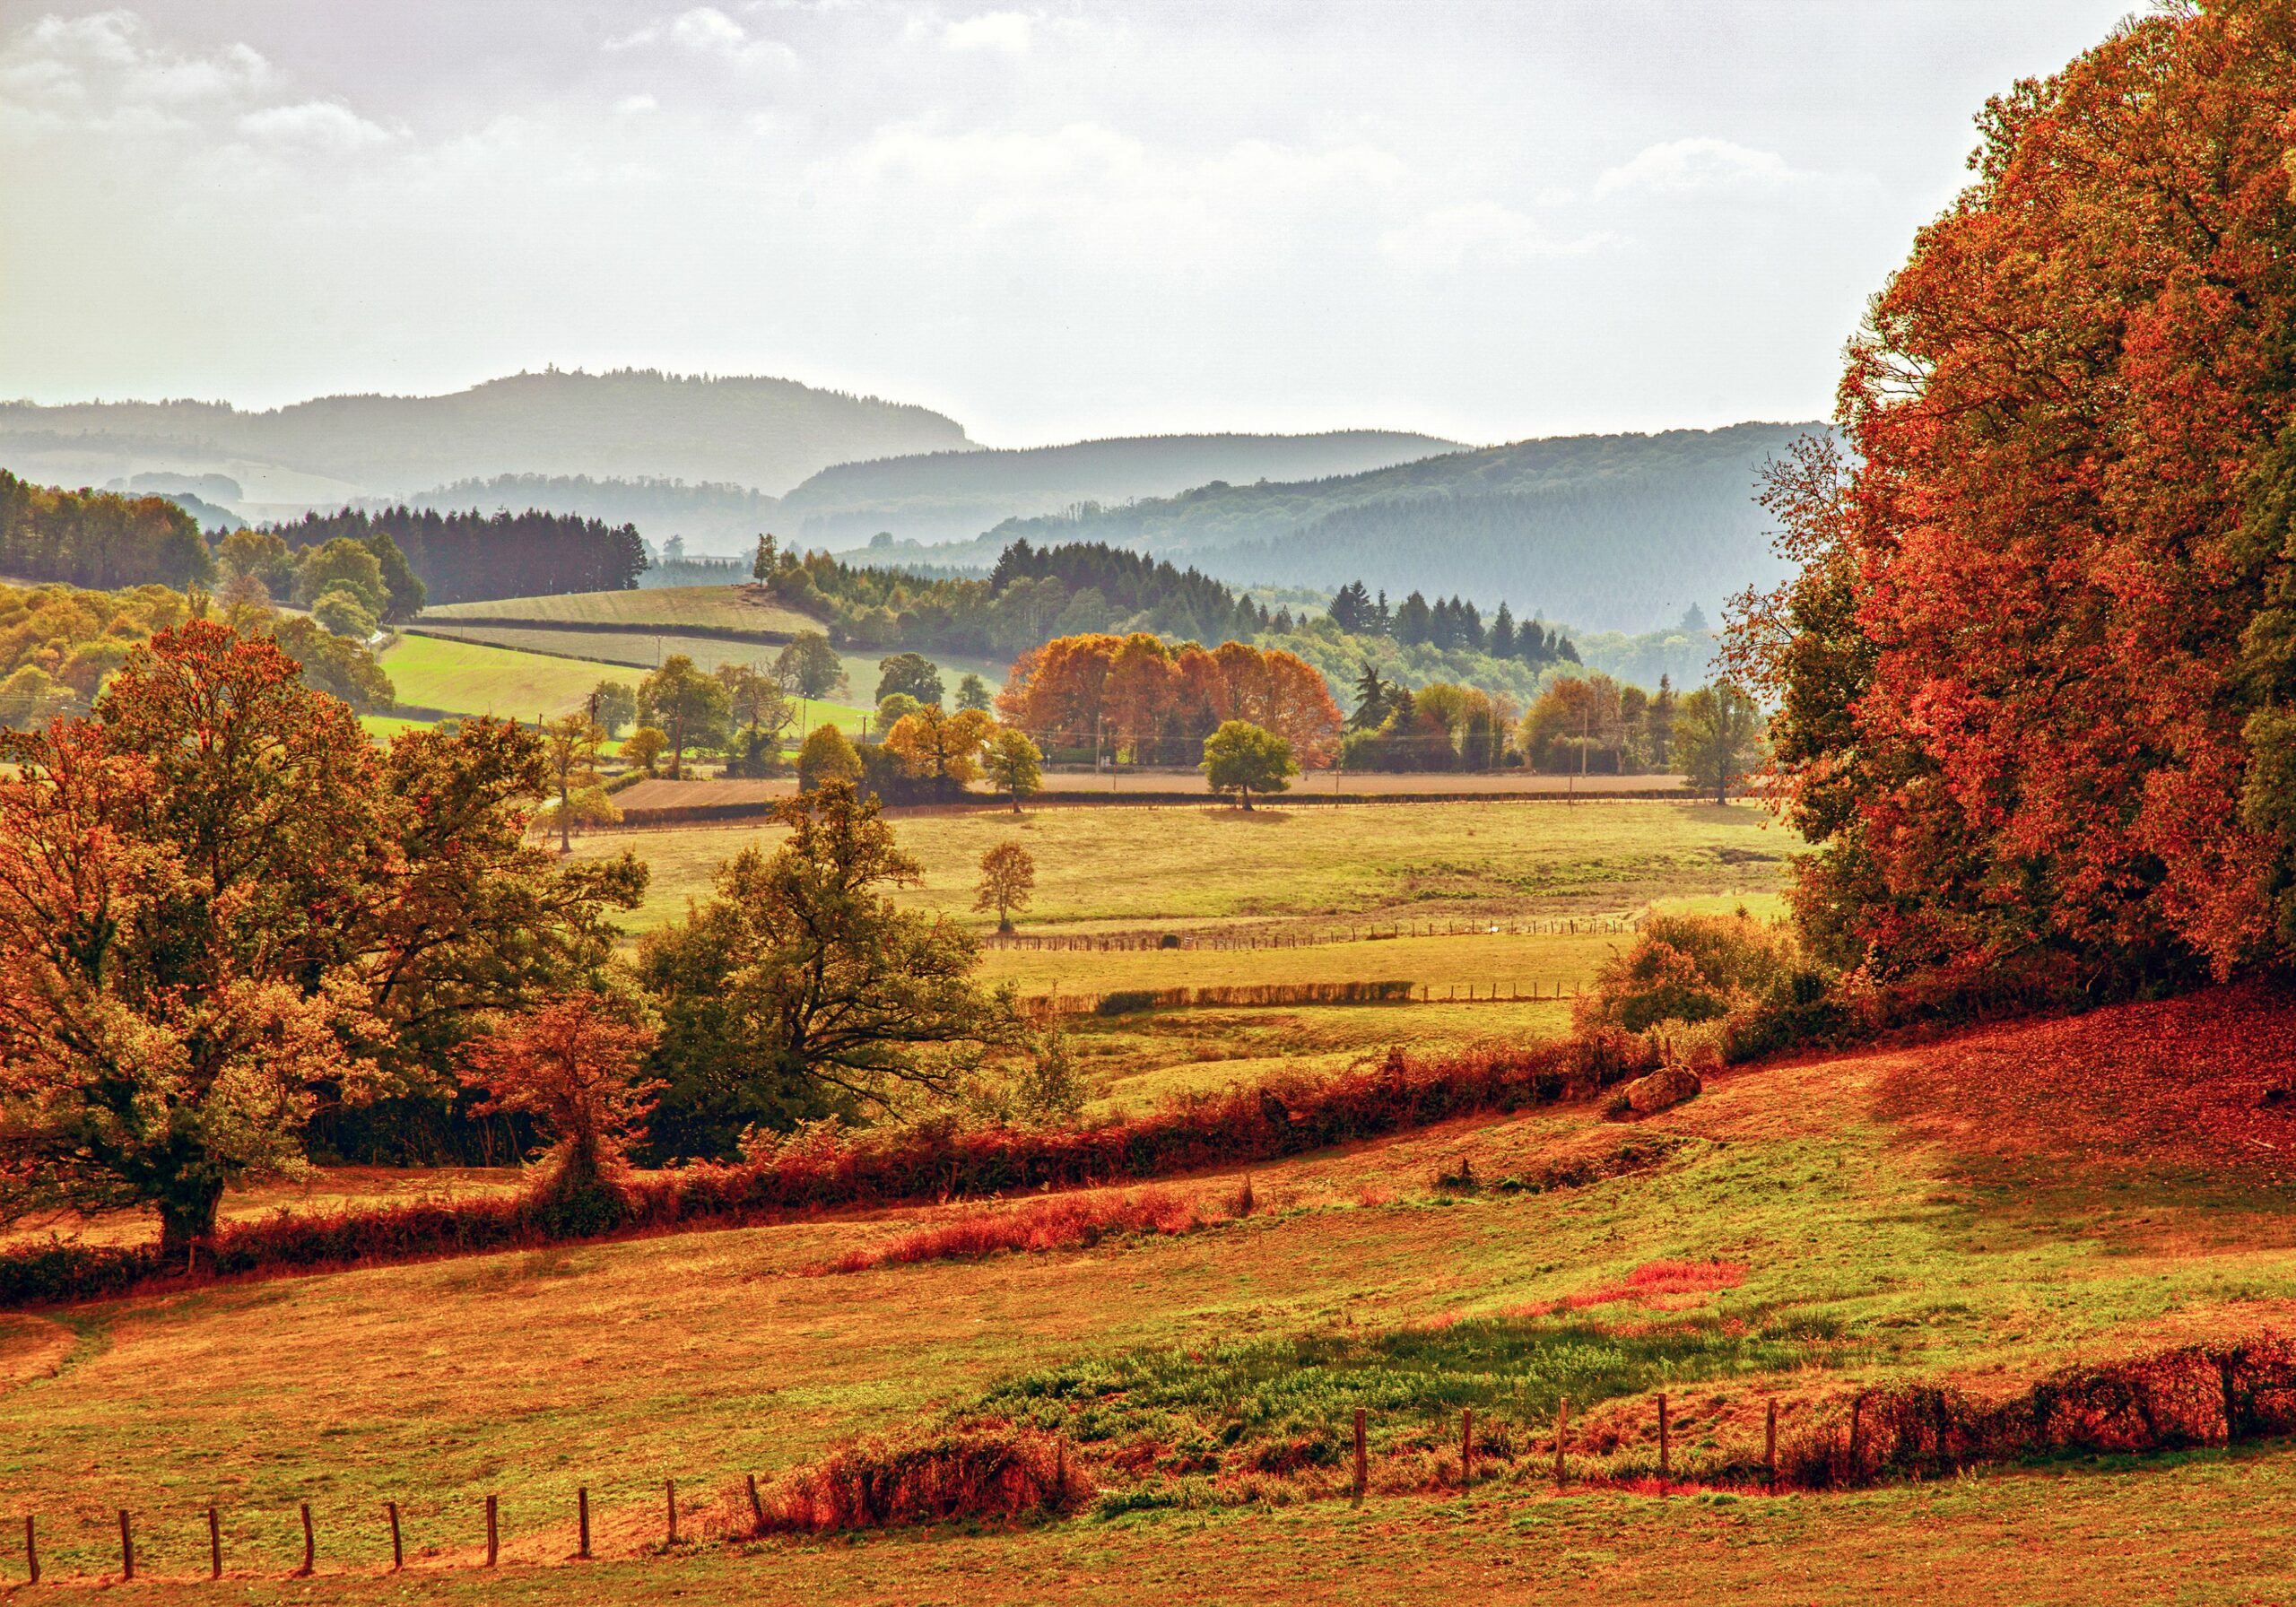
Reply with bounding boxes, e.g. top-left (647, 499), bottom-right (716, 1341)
top-left (961, 422), bottom-right (1820, 634)
top-left (0, 369), bottom-right (970, 499)
top-left (420, 582), bottom-right (820, 638)
top-left (783, 430), bottom-right (1462, 549)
